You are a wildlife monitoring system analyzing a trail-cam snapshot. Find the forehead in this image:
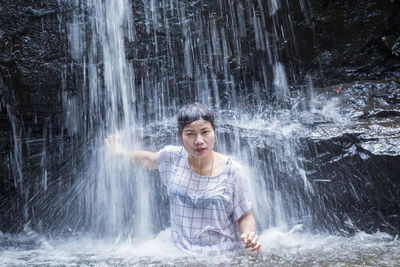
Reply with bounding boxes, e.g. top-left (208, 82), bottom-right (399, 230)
top-left (184, 118), bottom-right (213, 130)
